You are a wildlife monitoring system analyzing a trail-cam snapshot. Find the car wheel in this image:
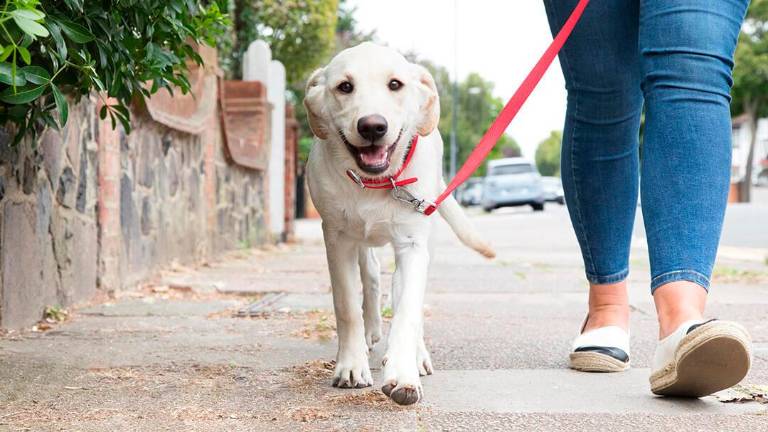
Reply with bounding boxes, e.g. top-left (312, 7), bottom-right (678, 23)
top-left (483, 206), bottom-right (494, 213)
top-left (531, 203), bottom-right (545, 212)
